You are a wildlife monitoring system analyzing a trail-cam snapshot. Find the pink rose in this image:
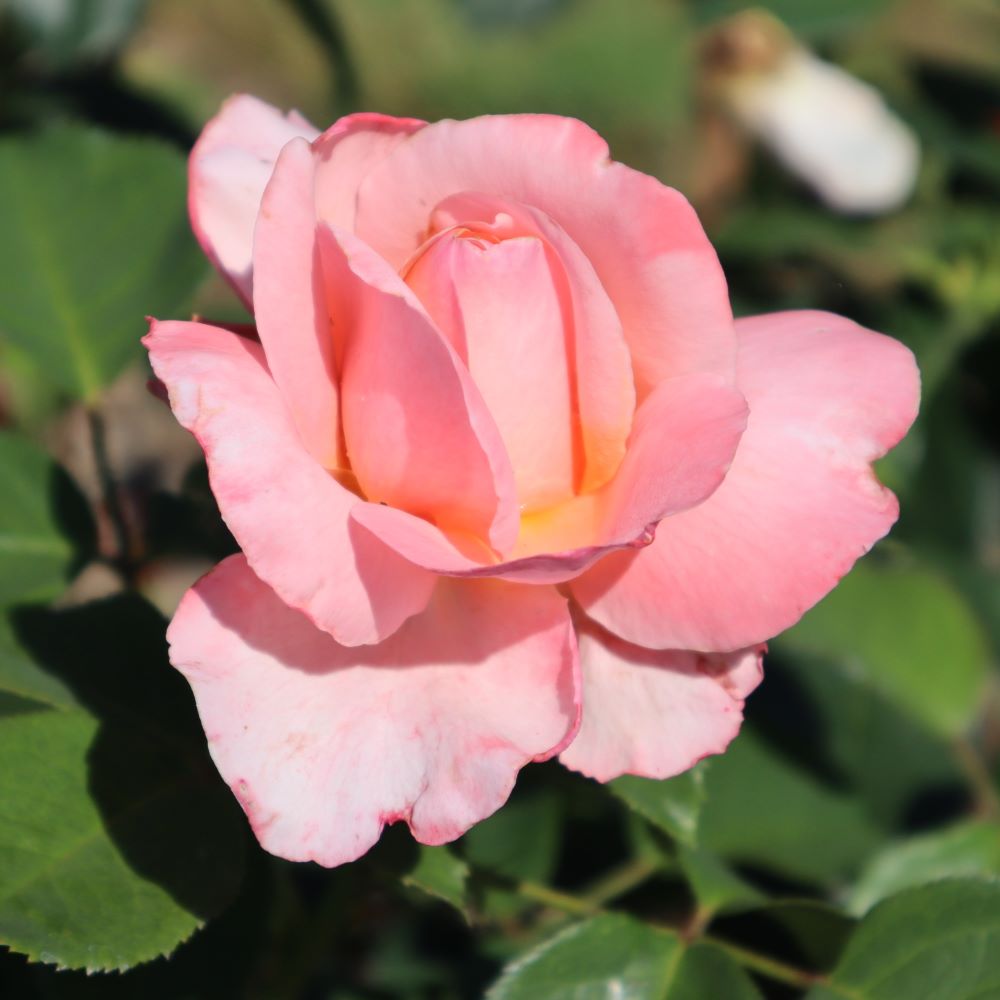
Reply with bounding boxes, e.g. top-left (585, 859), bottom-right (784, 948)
top-left (145, 96), bottom-right (919, 866)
